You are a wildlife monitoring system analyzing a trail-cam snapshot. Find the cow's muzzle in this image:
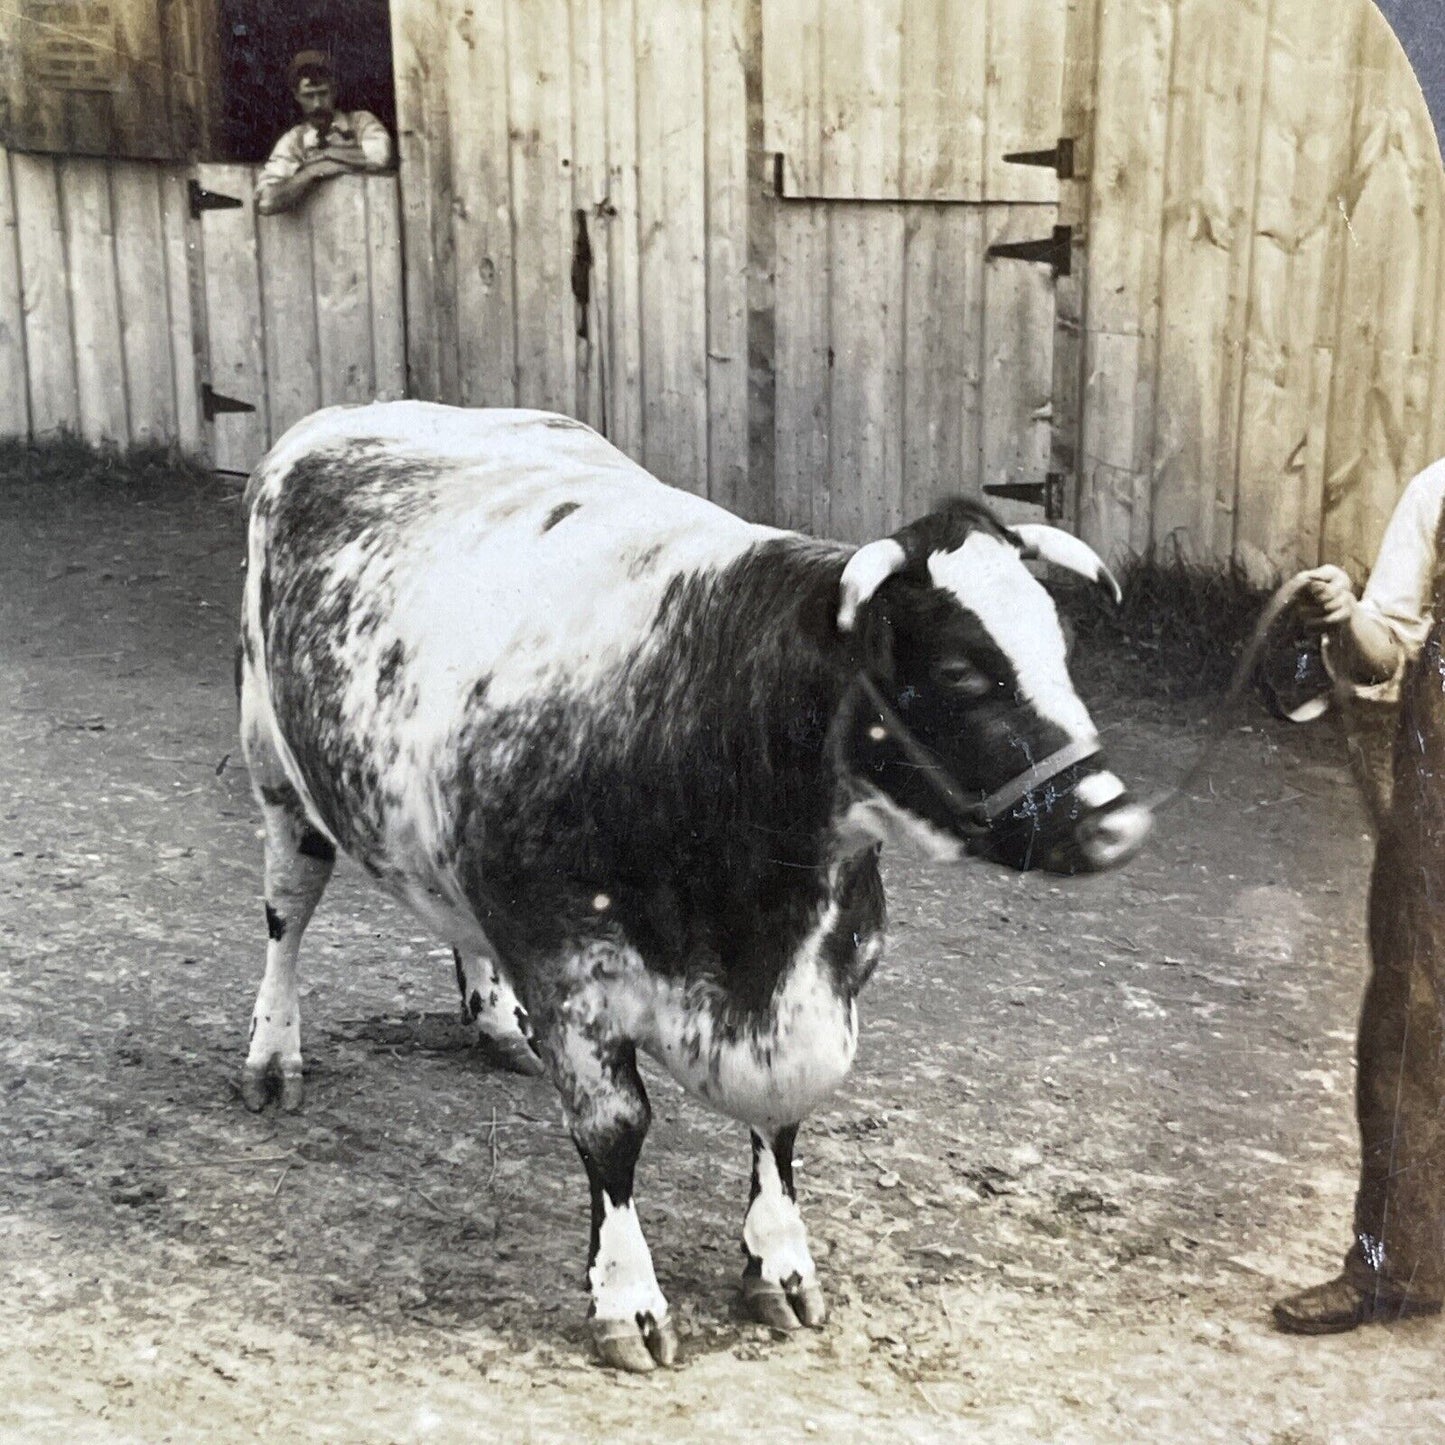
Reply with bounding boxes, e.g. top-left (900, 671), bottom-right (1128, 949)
top-left (970, 789), bottom-right (1153, 875)
top-left (1068, 797), bottom-right (1153, 872)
